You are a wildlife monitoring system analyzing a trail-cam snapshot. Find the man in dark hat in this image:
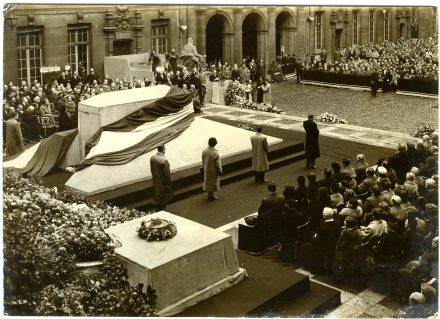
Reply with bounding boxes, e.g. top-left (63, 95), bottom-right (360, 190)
top-left (303, 114), bottom-right (320, 169)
